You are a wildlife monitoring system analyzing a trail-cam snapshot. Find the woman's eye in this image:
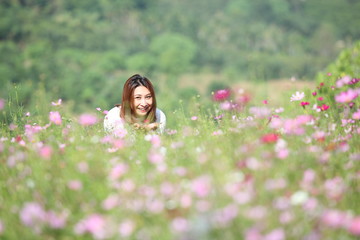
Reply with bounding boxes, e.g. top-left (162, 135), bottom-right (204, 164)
top-left (135, 97), bottom-right (141, 100)
top-left (146, 96), bottom-right (152, 99)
